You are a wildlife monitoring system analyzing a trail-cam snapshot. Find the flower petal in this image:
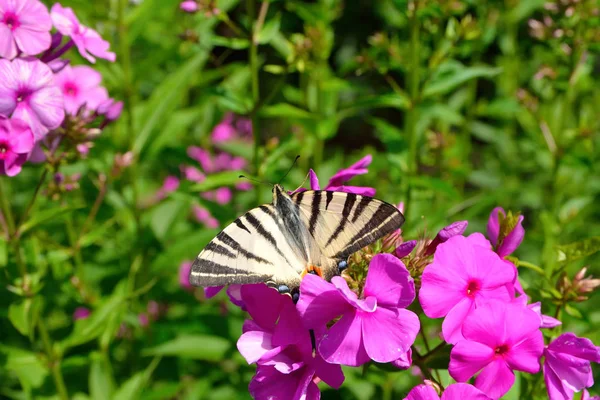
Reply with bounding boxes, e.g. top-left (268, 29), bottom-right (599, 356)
top-left (318, 311), bottom-right (370, 367)
top-left (441, 297), bottom-right (474, 345)
top-left (308, 169), bottom-right (320, 190)
top-left (475, 359), bottom-right (514, 399)
top-left (362, 308), bottom-right (419, 363)
top-left (13, 27), bottom-right (51, 56)
top-left (364, 253), bottom-right (415, 309)
top-left (313, 353), bottom-right (345, 389)
top-left (486, 207), bottom-right (503, 247)
top-left (297, 274), bottom-right (351, 328)
top-left (449, 340), bottom-right (494, 382)
top-left (237, 330), bottom-right (282, 365)
top-left (548, 332), bottom-right (600, 363)
top-left (497, 214), bottom-right (524, 257)
top-left (241, 284), bottom-right (289, 330)
top-left (545, 350), bottom-right (593, 392)
top-left (505, 329), bottom-right (543, 374)
top-left (0, 25), bottom-right (17, 59)
top-left (442, 383), bottom-right (492, 400)
top-left (404, 384), bottom-right (440, 400)
top-left (543, 359), bottom-right (573, 400)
